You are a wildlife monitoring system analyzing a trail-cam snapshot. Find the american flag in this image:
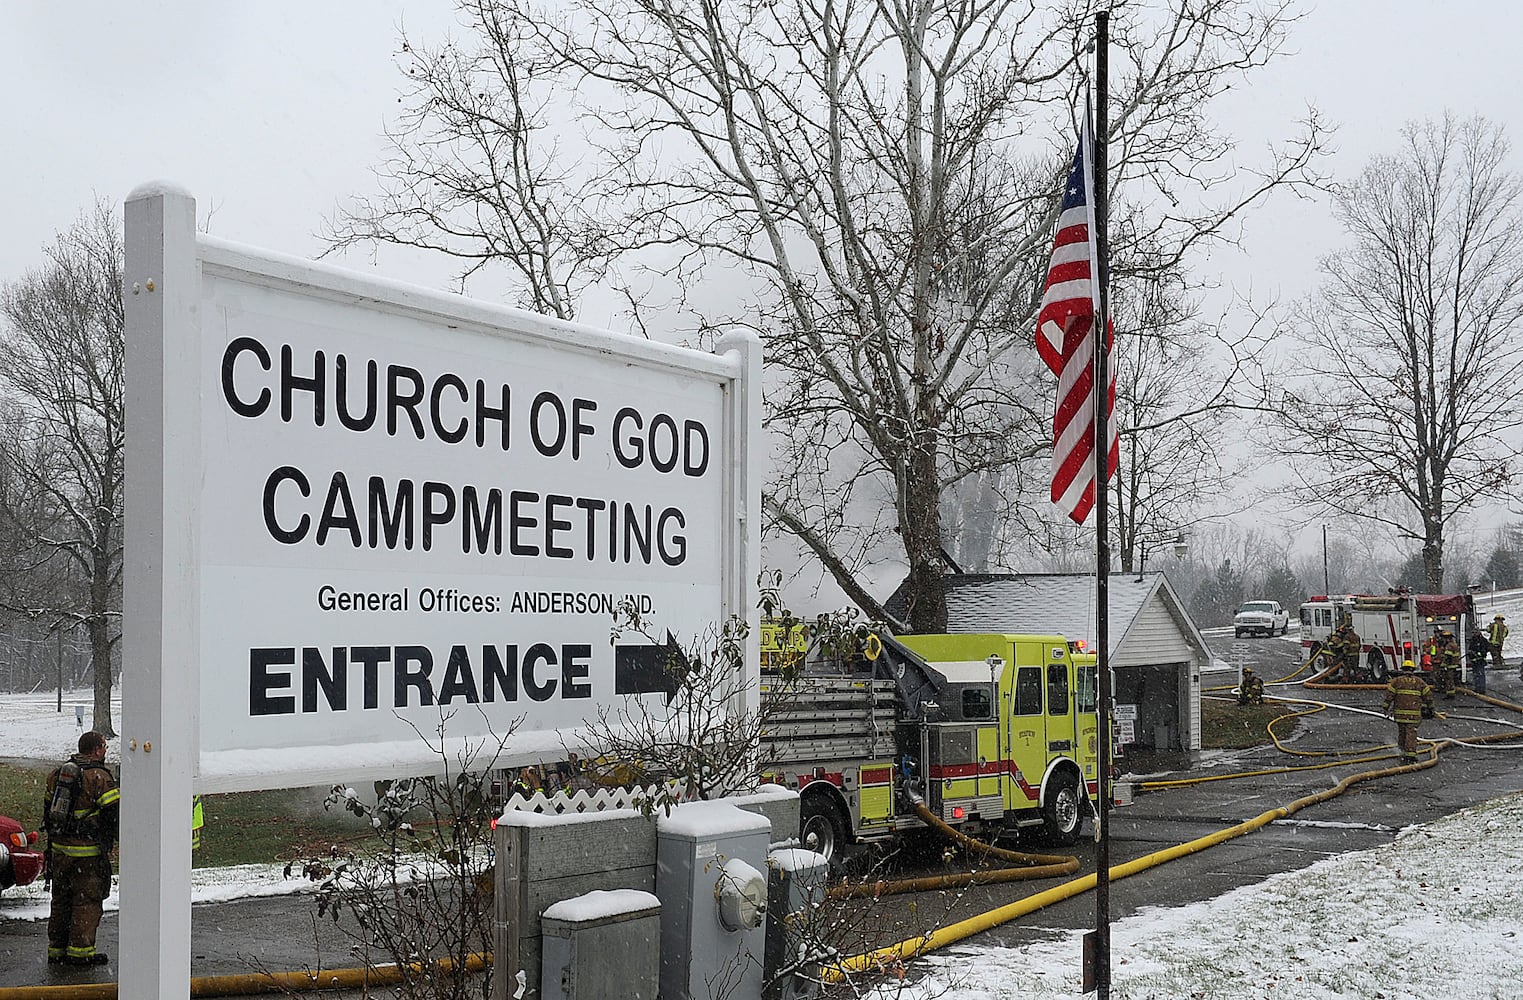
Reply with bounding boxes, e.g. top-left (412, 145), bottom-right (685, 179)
top-left (1035, 115), bottom-right (1117, 525)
